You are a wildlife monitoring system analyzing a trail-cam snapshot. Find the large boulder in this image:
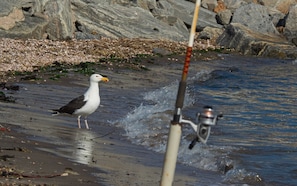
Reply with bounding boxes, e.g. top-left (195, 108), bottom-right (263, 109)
top-left (0, 0), bottom-right (46, 39)
top-left (232, 3), bottom-right (279, 35)
top-left (44, 0), bottom-right (74, 40)
top-left (71, 0), bottom-right (189, 41)
top-left (217, 23), bottom-right (297, 59)
top-left (0, 0), bottom-right (74, 40)
top-left (223, 0), bottom-right (286, 25)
